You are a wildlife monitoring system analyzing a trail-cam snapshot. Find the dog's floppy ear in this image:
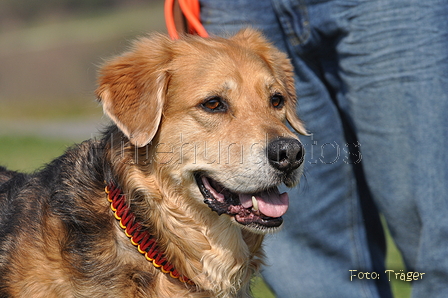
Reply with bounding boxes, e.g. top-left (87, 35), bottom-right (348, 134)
top-left (96, 34), bottom-right (173, 147)
top-left (231, 29), bottom-right (308, 136)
